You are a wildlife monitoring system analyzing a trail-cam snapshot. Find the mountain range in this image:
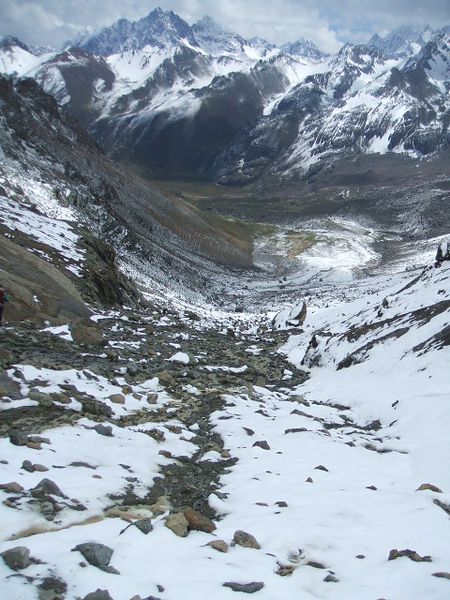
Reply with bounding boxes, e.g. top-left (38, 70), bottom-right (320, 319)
top-left (0, 11), bottom-right (449, 185)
